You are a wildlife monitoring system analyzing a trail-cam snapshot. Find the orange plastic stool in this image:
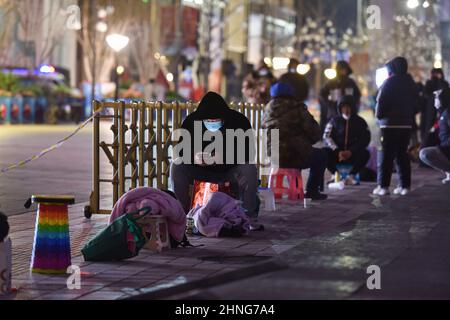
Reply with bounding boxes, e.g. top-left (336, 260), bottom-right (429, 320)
top-left (269, 168), bottom-right (304, 201)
